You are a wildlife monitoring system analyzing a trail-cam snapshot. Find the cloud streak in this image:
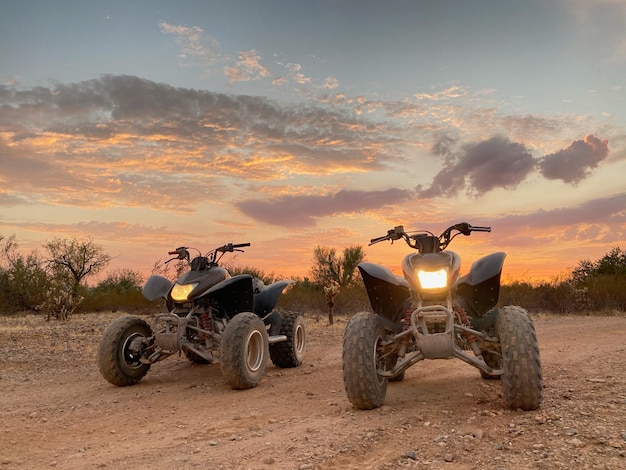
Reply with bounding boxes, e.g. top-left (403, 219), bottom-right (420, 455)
top-left (236, 188), bottom-right (414, 226)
